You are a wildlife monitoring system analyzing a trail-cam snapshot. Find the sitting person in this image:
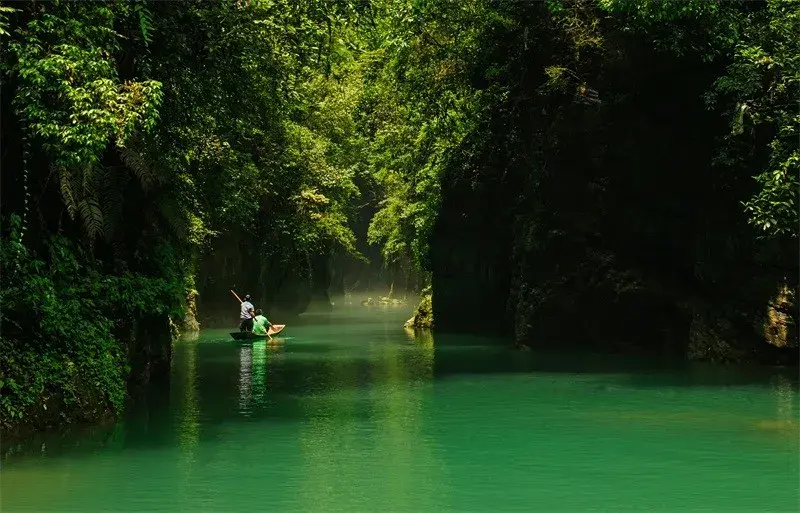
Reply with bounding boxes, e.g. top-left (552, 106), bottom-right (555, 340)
top-left (252, 309), bottom-right (273, 337)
